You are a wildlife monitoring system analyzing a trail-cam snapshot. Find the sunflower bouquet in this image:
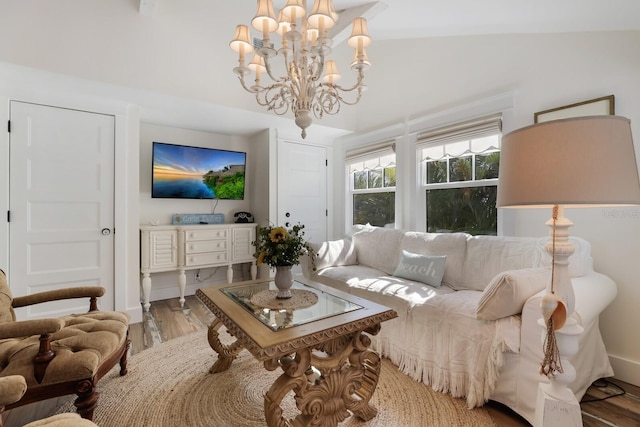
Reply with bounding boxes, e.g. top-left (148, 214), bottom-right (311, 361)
top-left (252, 223), bottom-right (315, 268)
